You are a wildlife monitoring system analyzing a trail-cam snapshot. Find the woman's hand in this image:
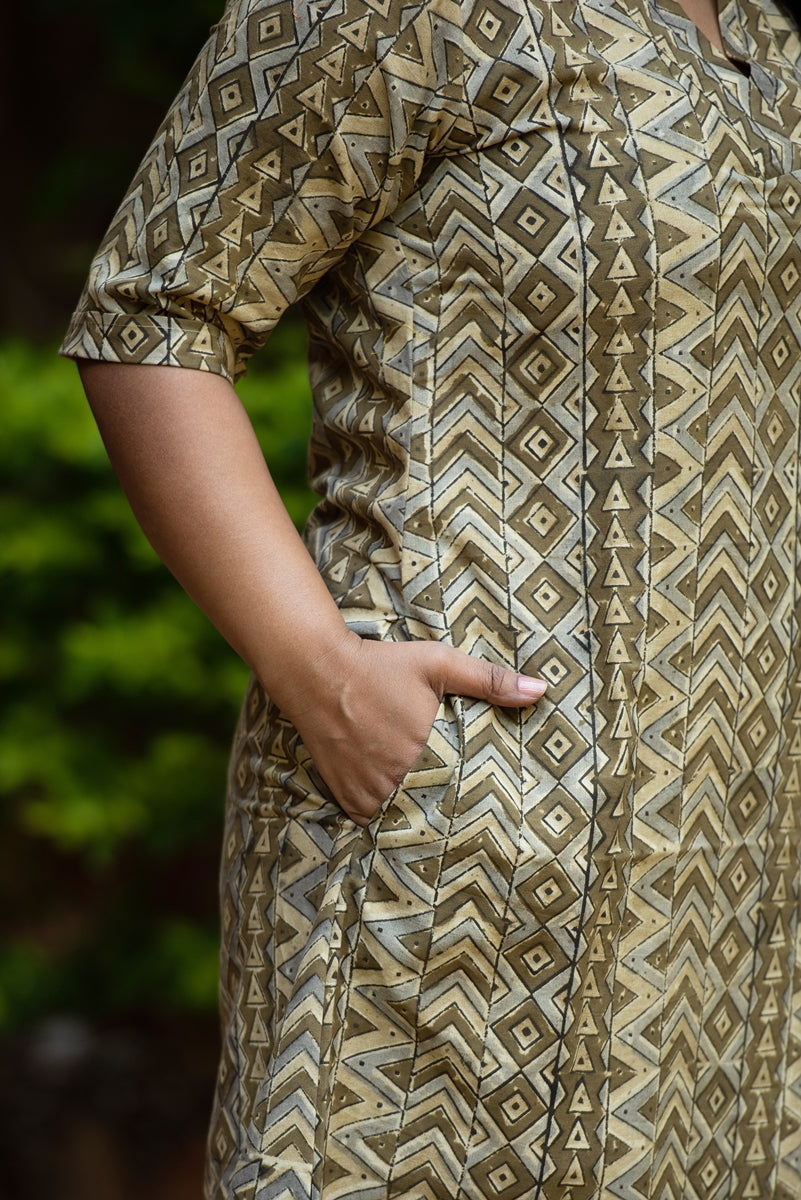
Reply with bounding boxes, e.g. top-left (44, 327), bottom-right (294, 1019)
top-left (285, 632), bottom-right (546, 826)
top-left (76, 362), bottom-right (547, 829)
